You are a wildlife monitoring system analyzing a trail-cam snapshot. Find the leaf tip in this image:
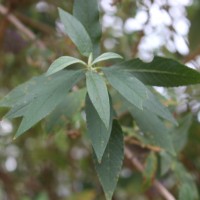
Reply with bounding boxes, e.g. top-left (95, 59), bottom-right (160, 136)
top-left (103, 111), bottom-right (111, 130)
top-left (58, 7), bottom-right (65, 18)
top-left (105, 191), bottom-right (113, 200)
top-left (118, 55), bottom-right (124, 59)
top-left (57, 7), bottom-right (62, 12)
top-left (105, 121), bottom-right (110, 130)
top-left (15, 127), bottom-right (24, 139)
top-left (97, 158), bottom-right (102, 164)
